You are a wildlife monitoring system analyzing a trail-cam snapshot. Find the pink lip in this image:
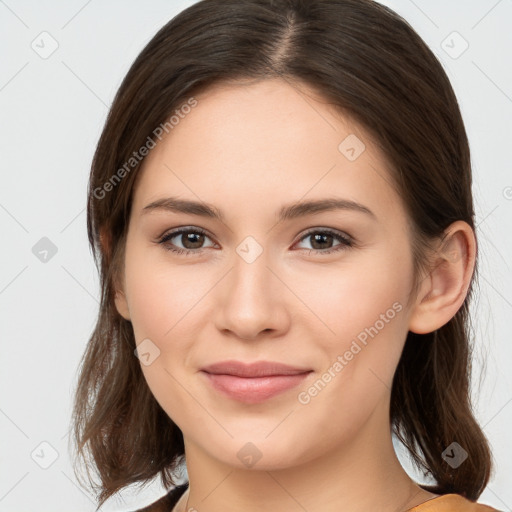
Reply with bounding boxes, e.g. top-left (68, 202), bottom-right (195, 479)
top-left (200, 360), bottom-right (313, 403)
